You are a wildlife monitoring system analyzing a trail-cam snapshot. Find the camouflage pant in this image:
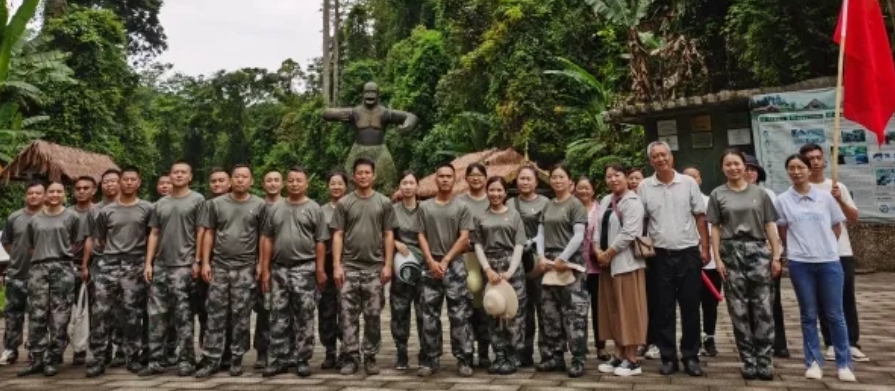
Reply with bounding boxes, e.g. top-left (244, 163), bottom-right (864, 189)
top-left (269, 262), bottom-right (318, 365)
top-left (340, 268), bottom-right (384, 360)
top-left (523, 276), bottom-right (551, 360)
top-left (721, 240), bottom-right (775, 368)
top-left (540, 254), bottom-right (588, 360)
top-left (4, 278), bottom-right (28, 351)
top-left (253, 284), bottom-right (270, 356)
top-left (147, 265), bottom-right (195, 364)
top-left (486, 254), bottom-right (527, 356)
top-left (28, 260), bottom-right (76, 361)
top-left (90, 257), bottom-right (147, 362)
top-left (318, 259), bottom-right (341, 354)
top-left (203, 265), bottom-right (254, 362)
top-left (345, 143), bottom-right (397, 195)
top-left (192, 276), bottom-right (233, 360)
top-left (419, 257), bottom-right (474, 362)
top-left (389, 279), bottom-right (423, 354)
